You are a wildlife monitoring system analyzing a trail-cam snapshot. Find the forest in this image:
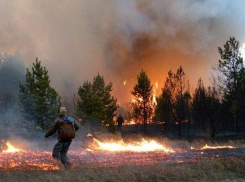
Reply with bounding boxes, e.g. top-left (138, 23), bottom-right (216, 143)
top-left (0, 36), bottom-right (245, 140)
